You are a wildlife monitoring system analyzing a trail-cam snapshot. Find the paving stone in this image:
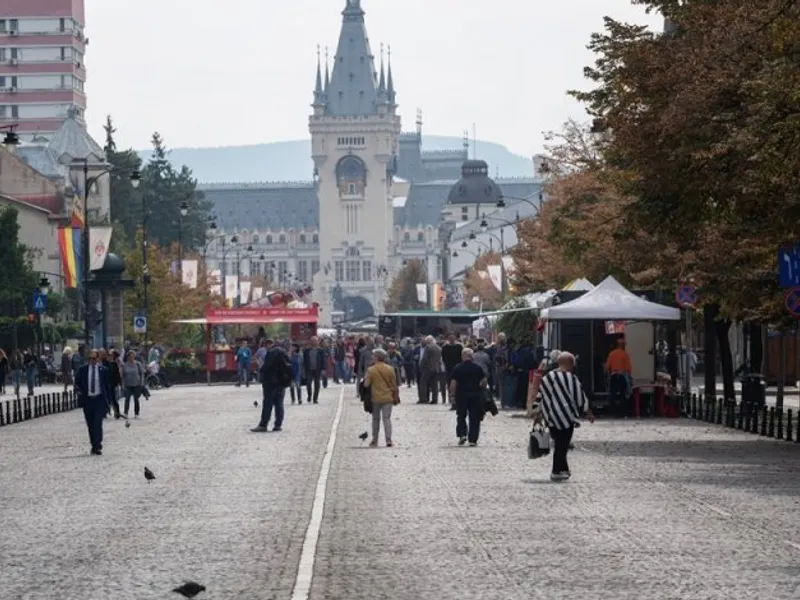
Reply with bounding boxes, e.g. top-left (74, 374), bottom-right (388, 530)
top-left (1, 384), bottom-right (798, 600)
